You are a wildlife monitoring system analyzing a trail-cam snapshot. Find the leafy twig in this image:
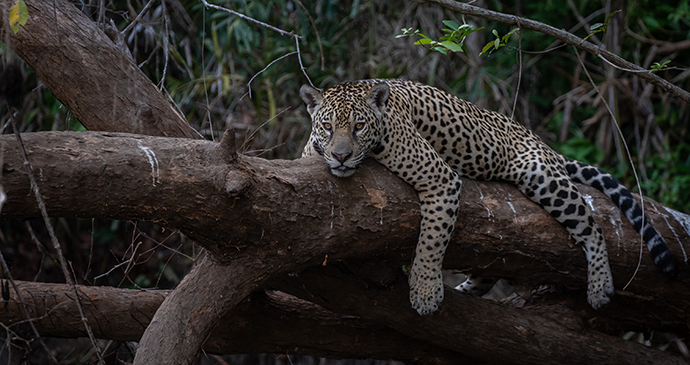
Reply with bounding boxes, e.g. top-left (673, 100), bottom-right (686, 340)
top-left (480, 28), bottom-right (519, 56)
top-left (425, 0), bottom-right (690, 104)
top-left (582, 10), bottom-right (620, 42)
top-left (396, 20), bottom-right (483, 55)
